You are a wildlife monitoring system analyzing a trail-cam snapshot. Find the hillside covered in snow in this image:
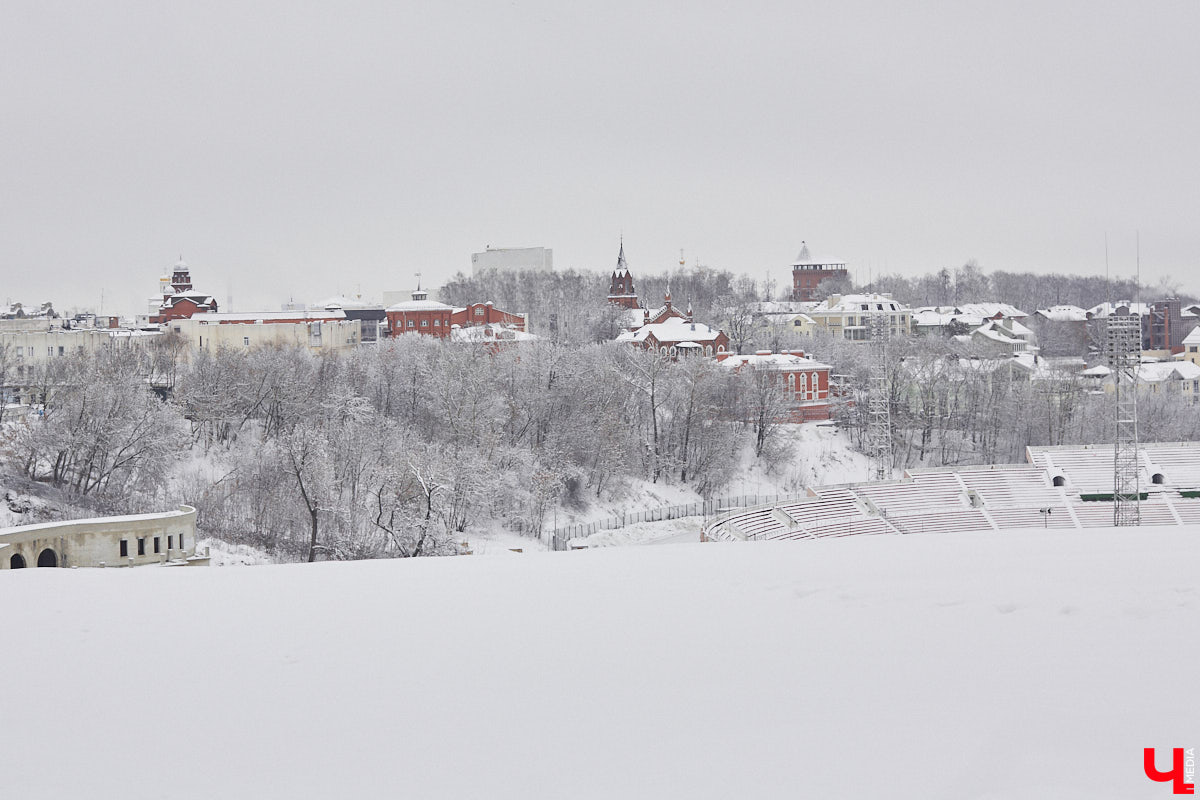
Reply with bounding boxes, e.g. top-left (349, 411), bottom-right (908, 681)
top-left (2, 527), bottom-right (1196, 799)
